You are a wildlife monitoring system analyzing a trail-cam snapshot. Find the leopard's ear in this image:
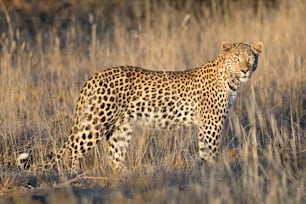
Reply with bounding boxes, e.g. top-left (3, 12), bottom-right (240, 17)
top-left (251, 42), bottom-right (263, 54)
top-left (222, 42), bottom-right (234, 52)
